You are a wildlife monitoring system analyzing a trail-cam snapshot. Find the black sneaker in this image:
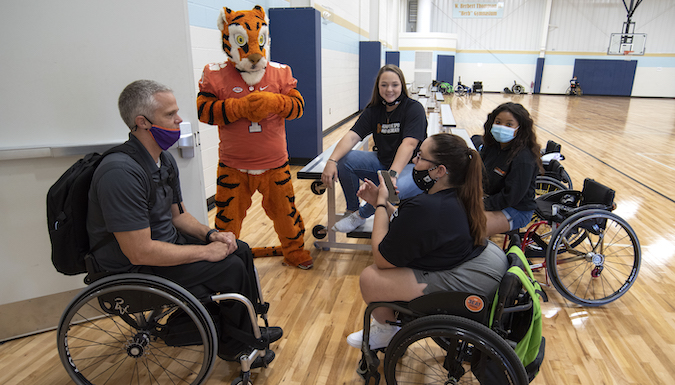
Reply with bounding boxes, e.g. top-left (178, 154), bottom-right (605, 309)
top-left (260, 326), bottom-right (283, 343)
